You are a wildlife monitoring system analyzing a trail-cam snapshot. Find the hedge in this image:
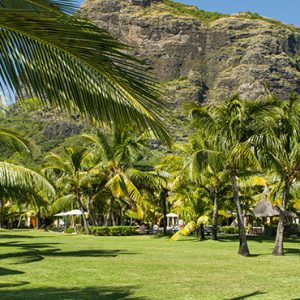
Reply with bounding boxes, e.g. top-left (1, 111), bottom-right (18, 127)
top-left (221, 226), bottom-right (239, 234)
top-left (90, 226), bottom-right (138, 236)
